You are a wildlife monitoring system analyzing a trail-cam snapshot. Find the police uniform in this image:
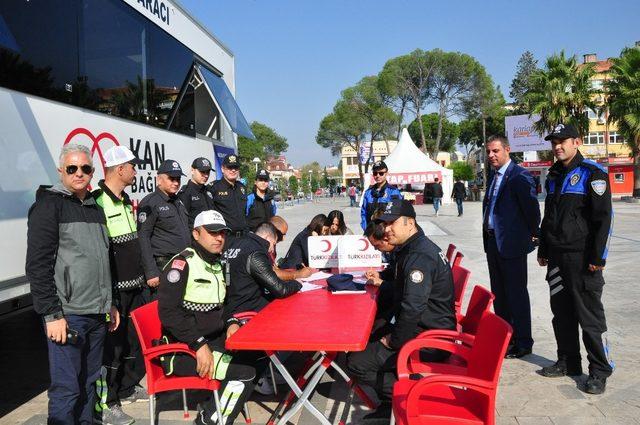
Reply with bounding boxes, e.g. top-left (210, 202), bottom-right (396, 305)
top-left (157, 211), bottom-right (265, 425)
top-left (137, 160), bottom-right (190, 299)
top-left (347, 200), bottom-right (456, 405)
top-left (360, 161), bottom-right (403, 230)
top-left (208, 154), bottom-right (249, 239)
top-left (538, 125), bottom-right (613, 387)
top-left (178, 157), bottom-right (215, 229)
top-left (245, 169), bottom-right (277, 231)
